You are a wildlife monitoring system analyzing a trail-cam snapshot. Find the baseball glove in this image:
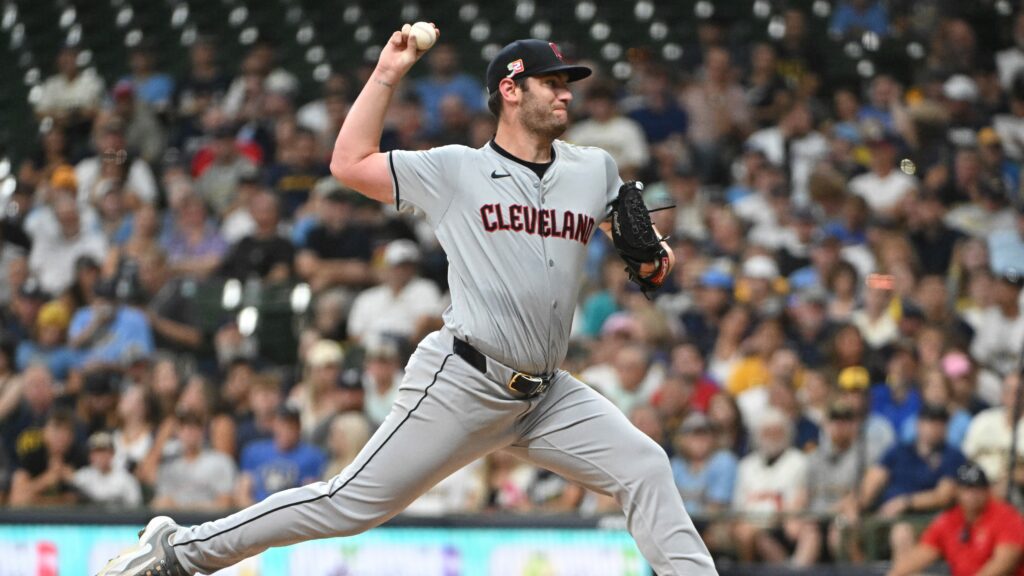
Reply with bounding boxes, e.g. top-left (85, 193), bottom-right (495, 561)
top-left (609, 181), bottom-right (671, 294)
